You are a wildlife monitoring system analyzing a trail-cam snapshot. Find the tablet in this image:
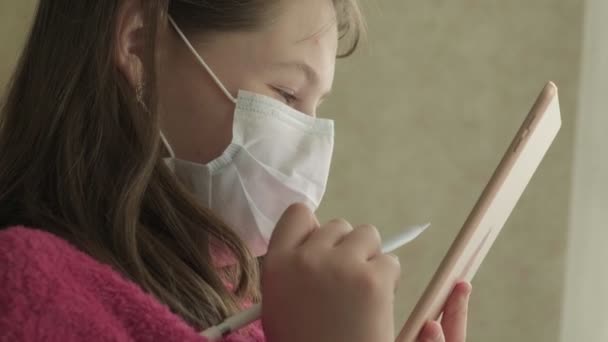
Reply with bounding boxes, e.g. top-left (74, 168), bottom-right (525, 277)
top-left (397, 82), bottom-right (561, 342)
